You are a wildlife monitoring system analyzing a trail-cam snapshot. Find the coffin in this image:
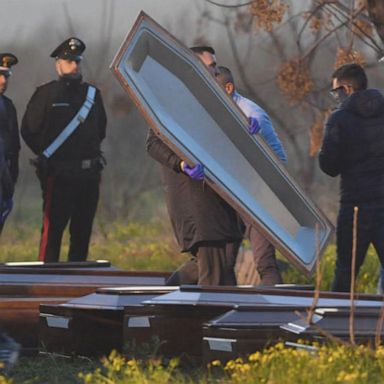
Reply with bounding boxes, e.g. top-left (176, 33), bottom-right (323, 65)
top-left (110, 11), bottom-right (333, 276)
top-left (0, 296), bottom-right (73, 355)
top-left (39, 286), bottom-right (176, 357)
top-left (1, 260), bottom-right (111, 269)
top-left (203, 306), bottom-right (384, 364)
top-left (136, 285), bottom-right (384, 360)
top-left (202, 306), bottom-right (304, 364)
